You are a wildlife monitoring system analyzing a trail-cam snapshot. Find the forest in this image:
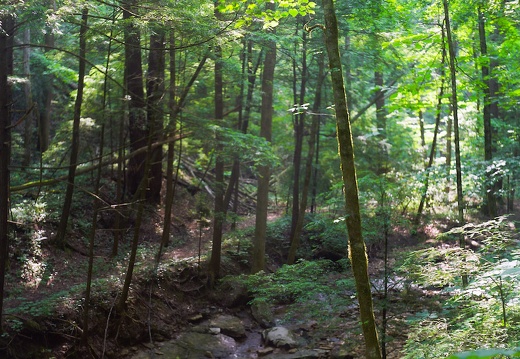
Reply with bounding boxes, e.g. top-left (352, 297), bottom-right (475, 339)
top-left (0, 0), bottom-right (519, 358)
